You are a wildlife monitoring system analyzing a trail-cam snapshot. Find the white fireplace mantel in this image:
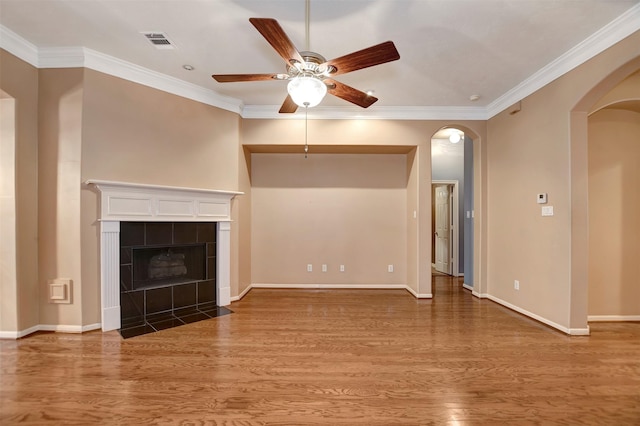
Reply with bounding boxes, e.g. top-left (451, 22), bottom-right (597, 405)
top-left (86, 180), bottom-right (243, 332)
